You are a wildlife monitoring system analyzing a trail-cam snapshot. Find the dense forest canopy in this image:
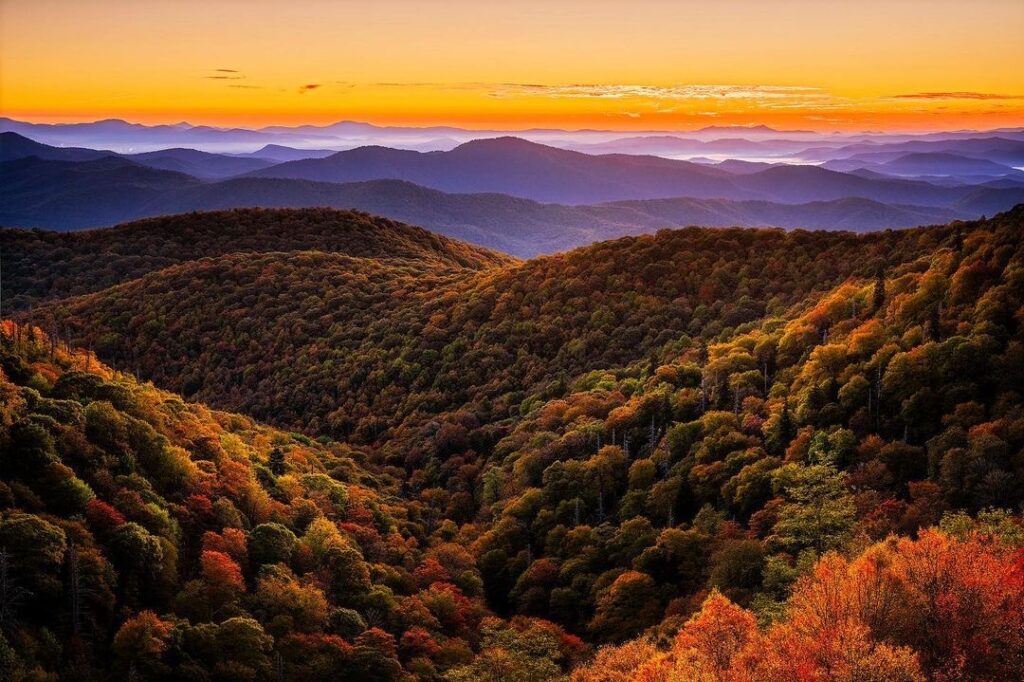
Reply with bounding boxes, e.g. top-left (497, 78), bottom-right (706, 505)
top-left (2, 204), bottom-right (1023, 681)
top-left (23, 209), bottom-right (958, 437)
top-left (0, 208), bottom-right (512, 310)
